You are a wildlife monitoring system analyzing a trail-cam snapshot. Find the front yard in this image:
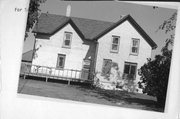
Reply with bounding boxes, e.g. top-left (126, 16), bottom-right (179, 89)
top-left (17, 77), bottom-right (164, 112)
